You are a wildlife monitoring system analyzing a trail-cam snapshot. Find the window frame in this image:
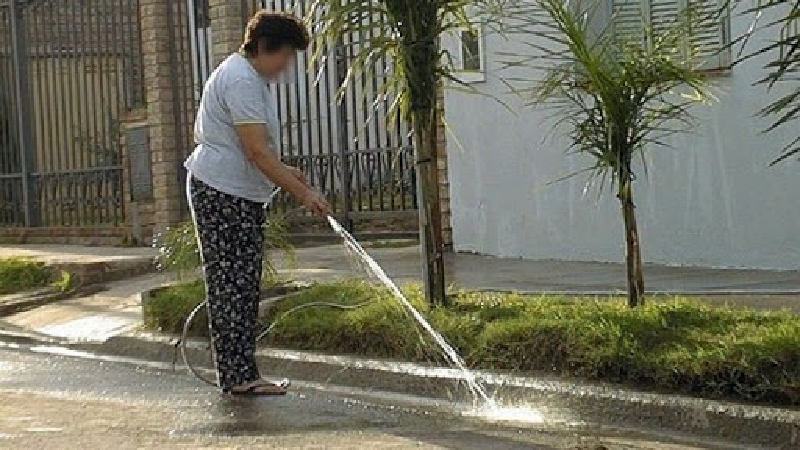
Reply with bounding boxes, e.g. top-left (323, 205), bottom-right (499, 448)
top-left (609, 0), bottom-right (732, 71)
top-left (453, 24), bottom-right (486, 84)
